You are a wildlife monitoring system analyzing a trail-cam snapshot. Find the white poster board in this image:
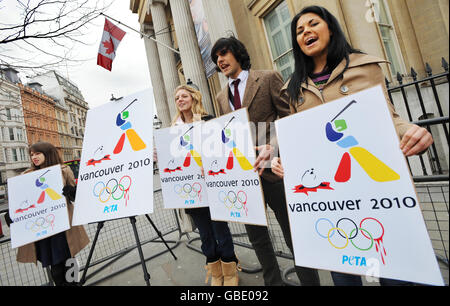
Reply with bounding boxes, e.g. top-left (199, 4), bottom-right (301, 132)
top-left (8, 165), bottom-right (70, 249)
top-left (275, 86), bottom-right (443, 285)
top-left (200, 109), bottom-right (267, 226)
top-left (72, 89), bottom-right (154, 225)
top-left (154, 123), bottom-right (209, 209)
